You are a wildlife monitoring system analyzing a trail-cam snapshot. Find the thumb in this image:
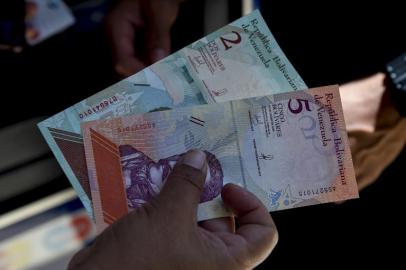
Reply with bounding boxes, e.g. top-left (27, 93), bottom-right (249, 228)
top-left (155, 150), bottom-right (207, 222)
